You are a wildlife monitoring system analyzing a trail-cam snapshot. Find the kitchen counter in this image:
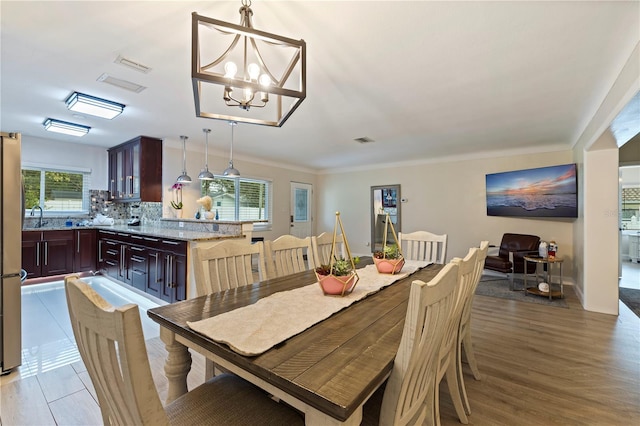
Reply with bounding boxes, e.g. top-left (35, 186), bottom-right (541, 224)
top-left (22, 224), bottom-right (244, 242)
